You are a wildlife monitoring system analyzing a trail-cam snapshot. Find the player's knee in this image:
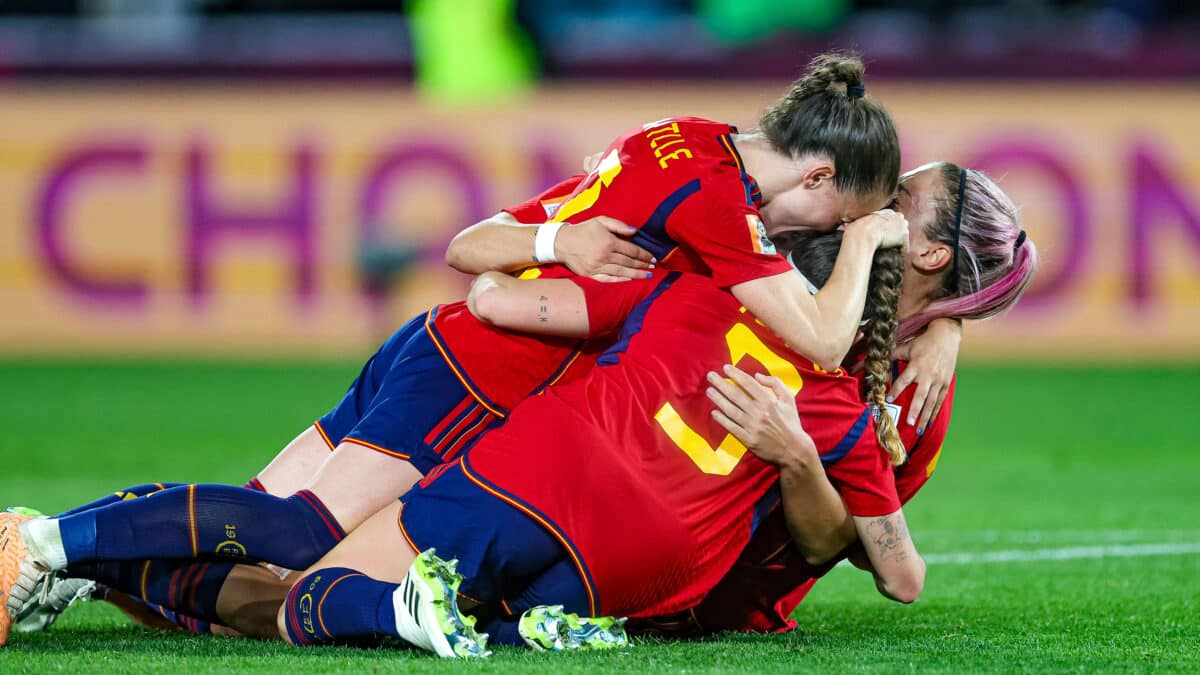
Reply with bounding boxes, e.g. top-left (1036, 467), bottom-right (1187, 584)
top-left (276, 492), bottom-right (347, 570)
